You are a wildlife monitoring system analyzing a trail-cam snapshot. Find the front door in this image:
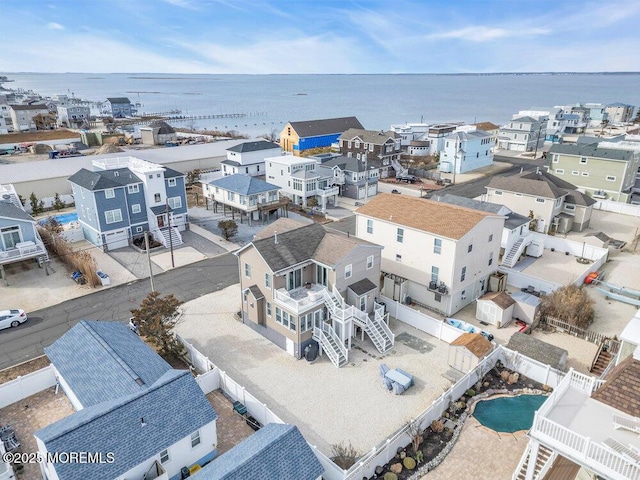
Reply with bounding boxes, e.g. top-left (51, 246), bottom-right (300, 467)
top-left (285, 338), bottom-right (295, 356)
top-left (157, 215), bottom-right (166, 228)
